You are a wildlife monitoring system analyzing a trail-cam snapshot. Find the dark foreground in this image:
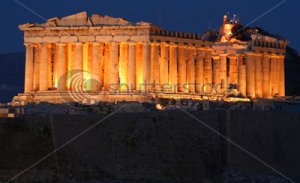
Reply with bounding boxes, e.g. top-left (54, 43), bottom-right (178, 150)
top-left (0, 110), bottom-right (299, 183)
